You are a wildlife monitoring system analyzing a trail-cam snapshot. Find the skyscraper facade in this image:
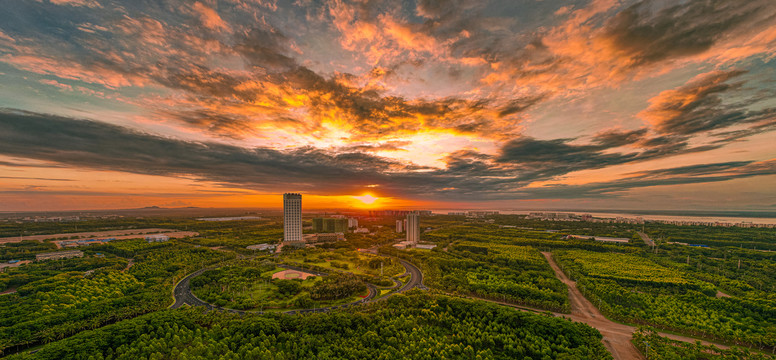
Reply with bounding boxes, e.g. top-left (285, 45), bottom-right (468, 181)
top-left (283, 193), bottom-right (303, 244)
top-left (312, 218), bottom-right (348, 233)
top-left (396, 219), bottom-right (403, 233)
top-left (406, 212), bottom-right (419, 244)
